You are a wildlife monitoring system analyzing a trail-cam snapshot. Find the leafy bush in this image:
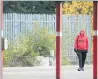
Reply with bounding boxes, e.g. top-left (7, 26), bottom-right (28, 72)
top-left (4, 26), bottom-right (55, 67)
